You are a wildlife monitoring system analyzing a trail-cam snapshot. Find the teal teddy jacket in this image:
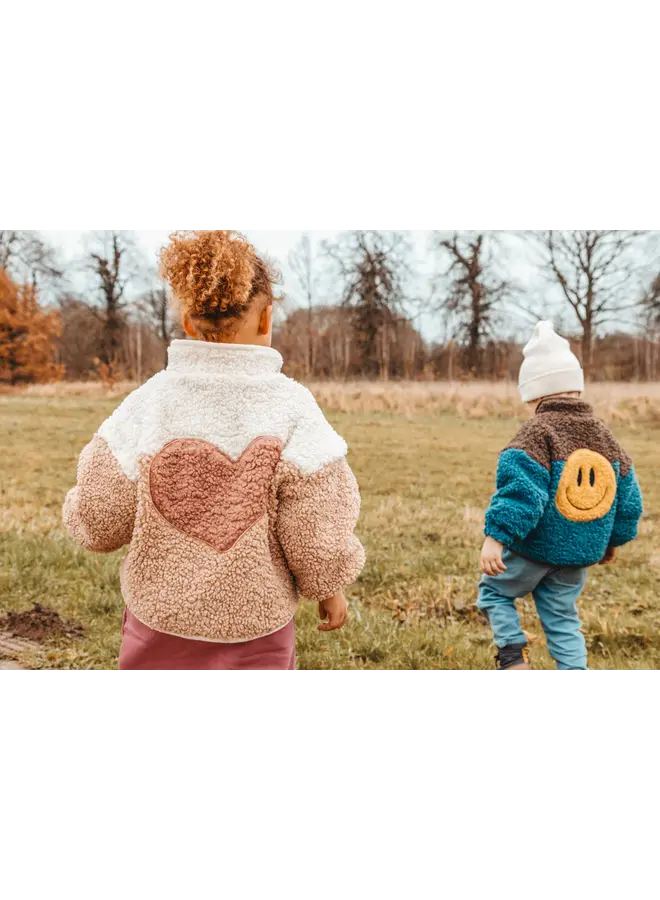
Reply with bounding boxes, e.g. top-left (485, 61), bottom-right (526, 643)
top-left (485, 397), bottom-right (643, 567)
